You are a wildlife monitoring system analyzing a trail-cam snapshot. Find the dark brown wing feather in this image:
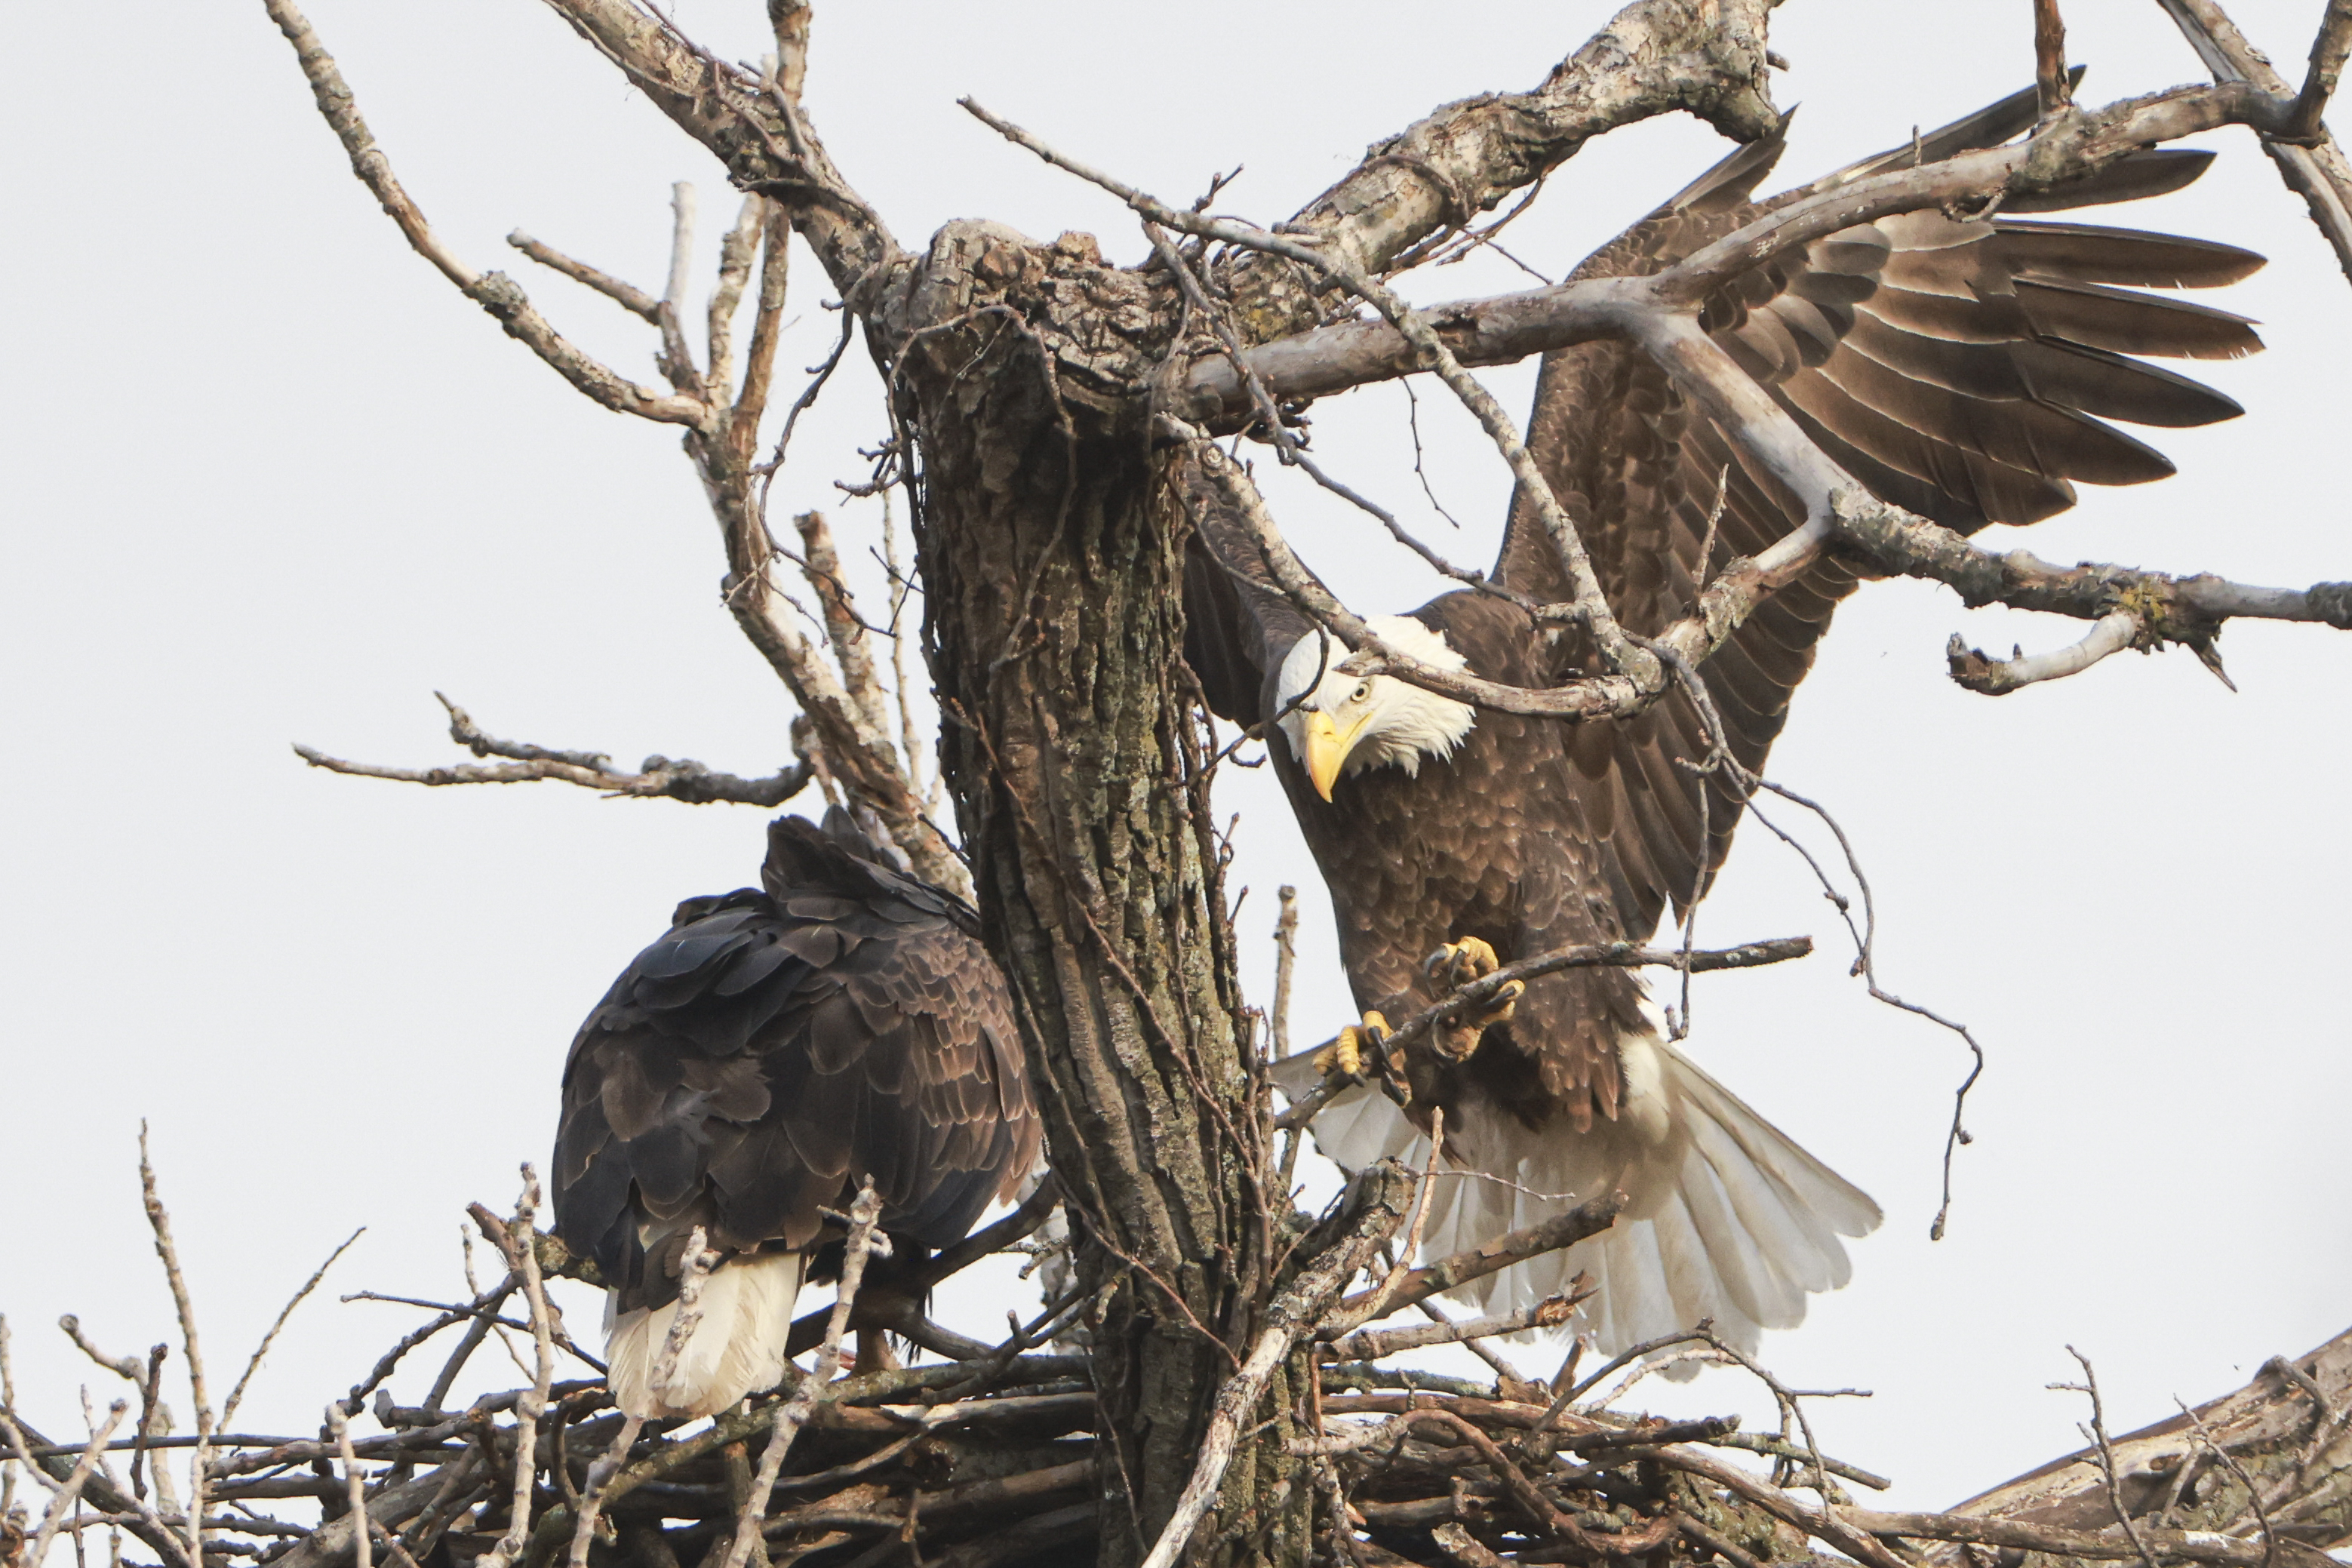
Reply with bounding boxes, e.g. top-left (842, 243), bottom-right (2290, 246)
top-left (1499, 86), bottom-right (2264, 939)
top-left (551, 816), bottom-right (1038, 1314)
